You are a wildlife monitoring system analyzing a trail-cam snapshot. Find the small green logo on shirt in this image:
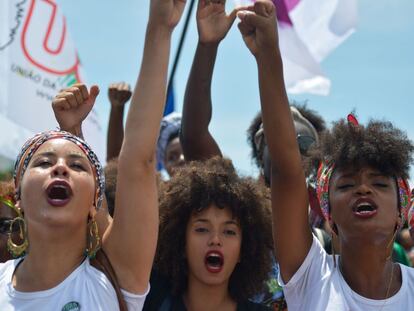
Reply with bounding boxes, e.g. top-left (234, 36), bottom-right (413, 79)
top-left (62, 301), bottom-right (81, 311)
